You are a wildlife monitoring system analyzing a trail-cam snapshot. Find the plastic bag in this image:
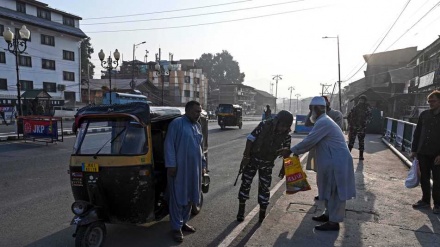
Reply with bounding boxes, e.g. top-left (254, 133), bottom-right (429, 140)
top-left (284, 156), bottom-right (311, 194)
top-left (405, 159), bottom-right (420, 188)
